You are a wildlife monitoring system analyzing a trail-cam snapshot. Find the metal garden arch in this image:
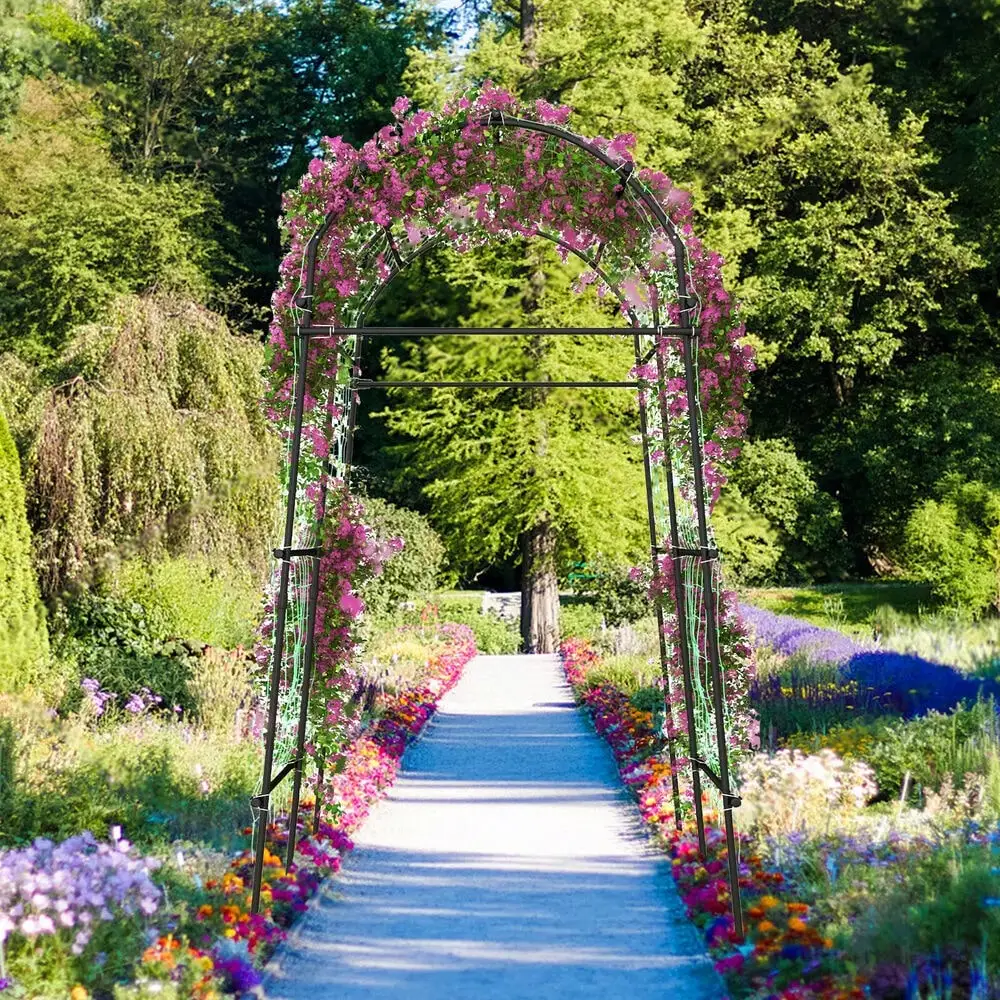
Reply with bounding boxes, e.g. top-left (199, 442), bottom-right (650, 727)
top-left (252, 94), bottom-right (751, 938)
